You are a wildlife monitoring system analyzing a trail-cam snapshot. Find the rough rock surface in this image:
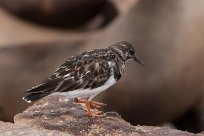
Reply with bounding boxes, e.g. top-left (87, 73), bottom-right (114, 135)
top-left (11, 95), bottom-right (201, 136)
top-left (0, 121), bottom-right (68, 136)
top-left (14, 95), bottom-right (138, 135)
